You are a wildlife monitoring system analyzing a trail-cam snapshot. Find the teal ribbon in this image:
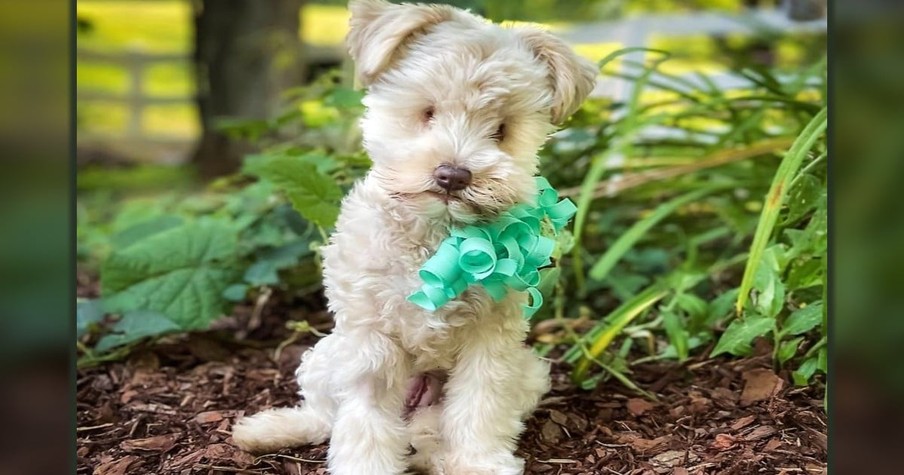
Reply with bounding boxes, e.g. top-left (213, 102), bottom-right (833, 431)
top-left (407, 176), bottom-right (577, 318)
